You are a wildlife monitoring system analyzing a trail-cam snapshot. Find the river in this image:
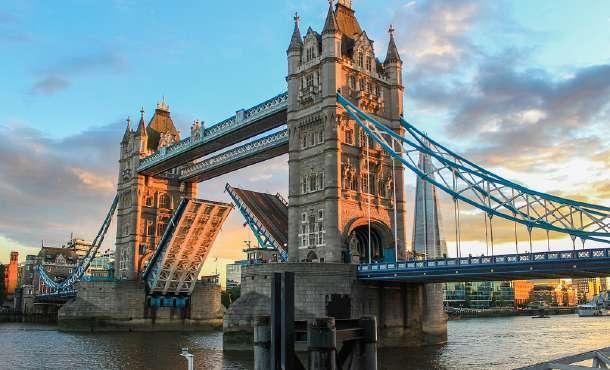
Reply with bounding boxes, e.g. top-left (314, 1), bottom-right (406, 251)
top-left (1, 315), bottom-right (609, 369)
